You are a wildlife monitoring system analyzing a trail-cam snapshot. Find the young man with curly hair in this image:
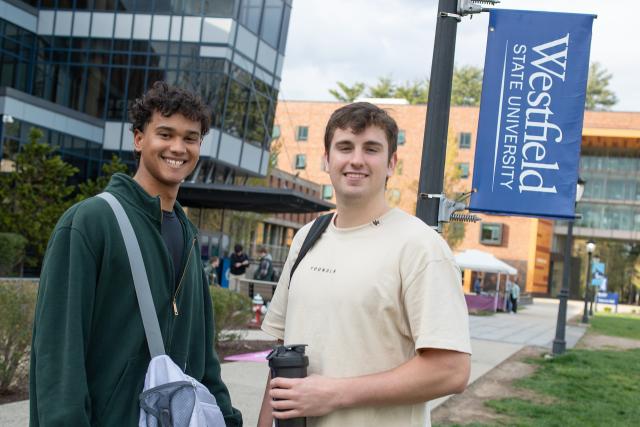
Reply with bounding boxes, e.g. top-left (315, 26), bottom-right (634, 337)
top-left (259, 102), bottom-right (471, 427)
top-left (30, 82), bottom-right (242, 426)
